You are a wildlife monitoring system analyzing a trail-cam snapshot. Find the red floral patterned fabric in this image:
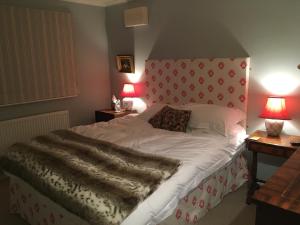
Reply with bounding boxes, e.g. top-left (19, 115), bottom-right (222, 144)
top-left (143, 58), bottom-right (250, 112)
top-left (9, 175), bottom-right (88, 225)
top-left (160, 153), bottom-right (248, 225)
